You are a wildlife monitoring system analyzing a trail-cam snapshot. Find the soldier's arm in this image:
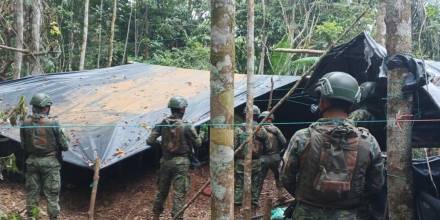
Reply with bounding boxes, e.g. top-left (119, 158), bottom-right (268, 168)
top-left (280, 129), bottom-right (309, 196)
top-left (146, 122), bottom-right (162, 146)
top-left (365, 135), bottom-right (385, 195)
top-left (276, 127), bottom-right (287, 150)
top-left (53, 121), bottom-right (69, 151)
top-left (185, 124), bottom-right (202, 149)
